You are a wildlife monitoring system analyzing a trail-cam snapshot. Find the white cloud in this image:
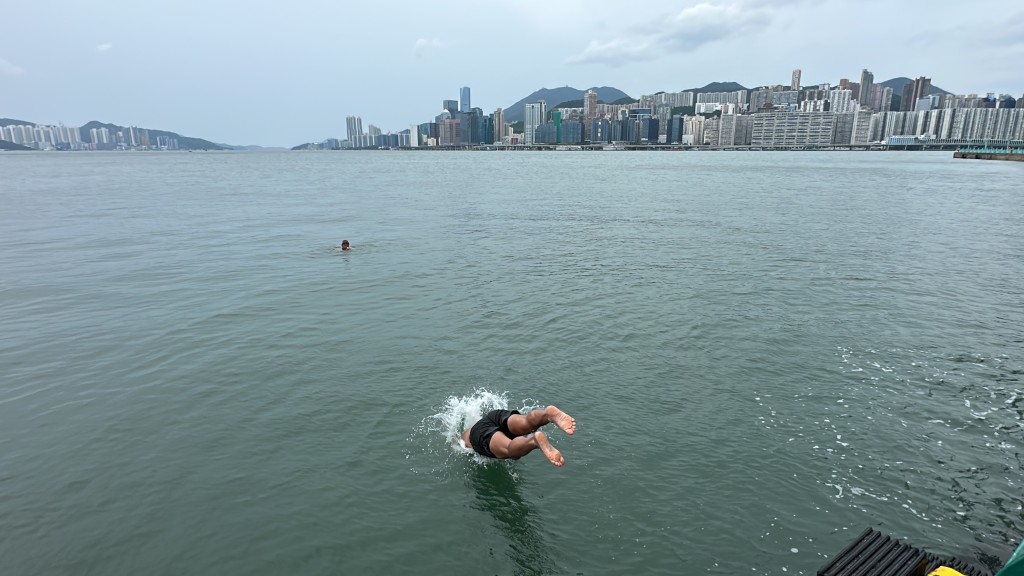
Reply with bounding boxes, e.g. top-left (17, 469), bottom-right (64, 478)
top-left (413, 37), bottom-right (445, 57)
top-left (566, 39), bottom-right (654, 67)
top-left (96, 43), bottom-right (113, 52)
top-left (0, 57), bottom-right (24, 75)
top-left (567, 1), bottom-right (774, 66)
